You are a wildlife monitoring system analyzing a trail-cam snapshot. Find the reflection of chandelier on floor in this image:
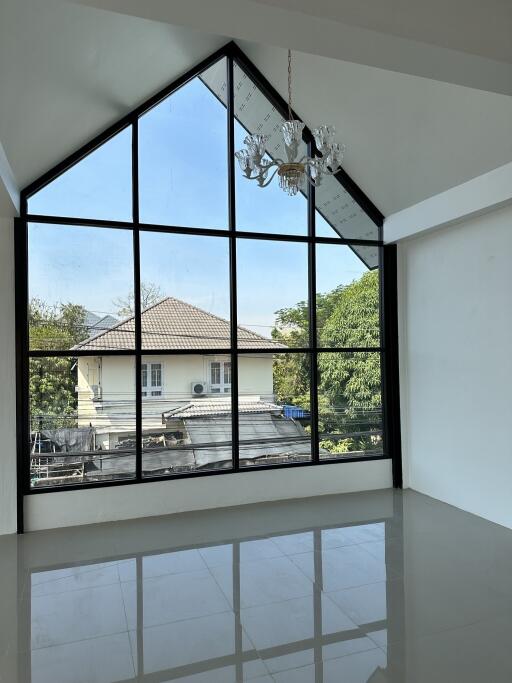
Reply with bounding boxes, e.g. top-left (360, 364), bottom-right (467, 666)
top-left (235, 49), bottom-right (345, 196)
